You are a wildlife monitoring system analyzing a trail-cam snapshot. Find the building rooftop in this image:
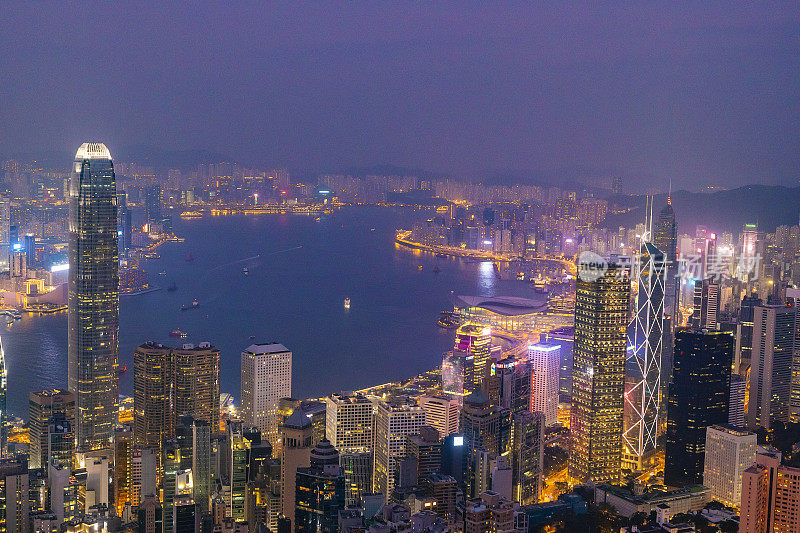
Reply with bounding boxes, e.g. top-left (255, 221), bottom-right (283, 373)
top-left (455, 295), bottom-right (548, 316)
top-left (244, 342), bottom-right (290, 355)
top-left (75, 142), bottom-right (112, 160)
